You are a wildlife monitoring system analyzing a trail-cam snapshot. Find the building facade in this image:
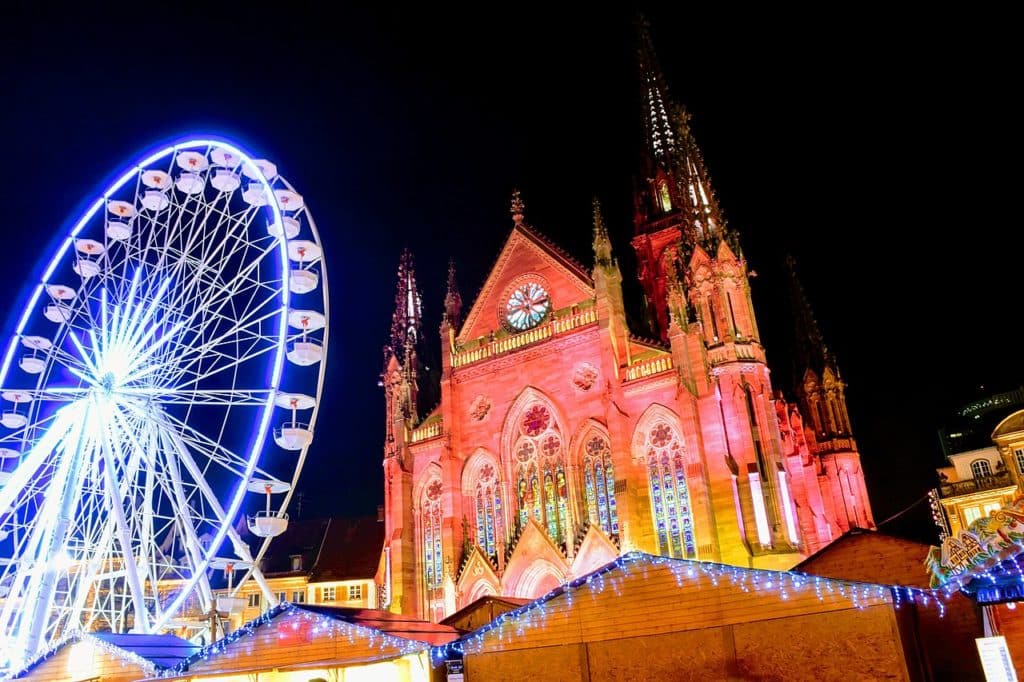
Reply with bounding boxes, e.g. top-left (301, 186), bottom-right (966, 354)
top-left (212, 516), bottom-right (384, 635)
top-left (380, 24), bottom-right (873, 622)
top-left (932, 404), bottom-right (1024, 538)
